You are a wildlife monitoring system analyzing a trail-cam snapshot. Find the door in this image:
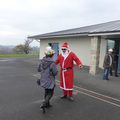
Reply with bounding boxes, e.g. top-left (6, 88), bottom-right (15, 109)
top-left (48, 43), bottom-right (59, 61)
